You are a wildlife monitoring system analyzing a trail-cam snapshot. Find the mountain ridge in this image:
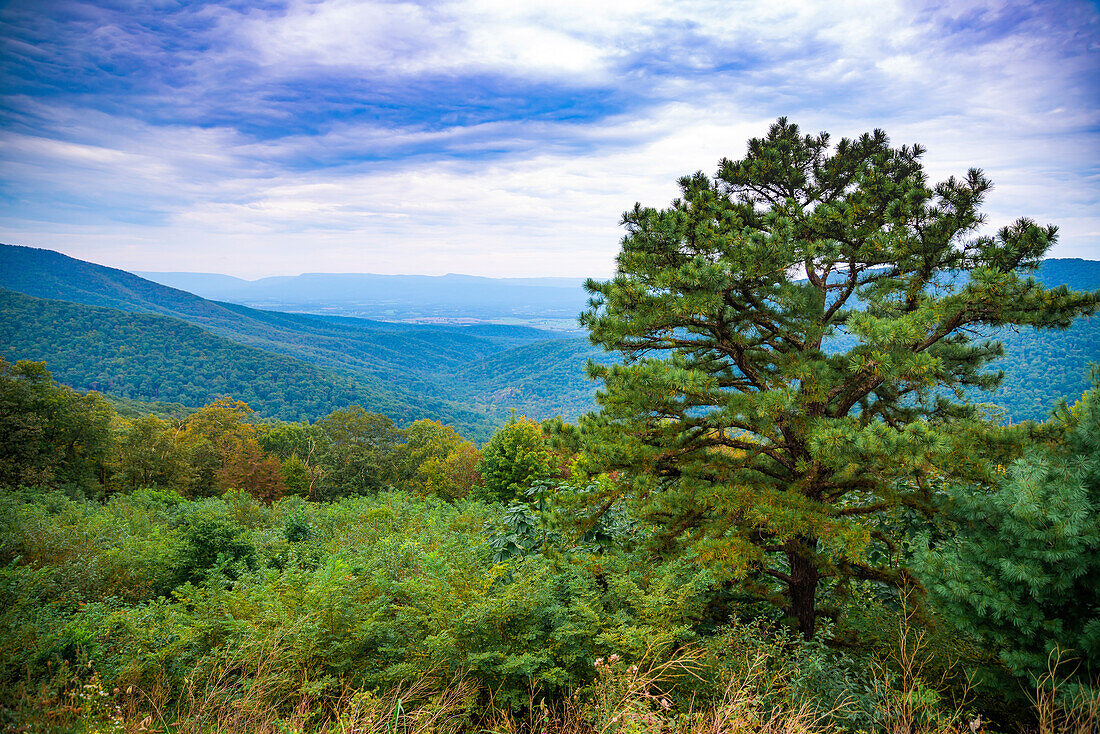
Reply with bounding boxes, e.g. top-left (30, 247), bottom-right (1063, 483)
top-left (132, 267), bottom-right (591, 323)
top-left (0, 244), bottom-right (609, 428)
top-left (2, 242), bottom-right (1098, 429)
